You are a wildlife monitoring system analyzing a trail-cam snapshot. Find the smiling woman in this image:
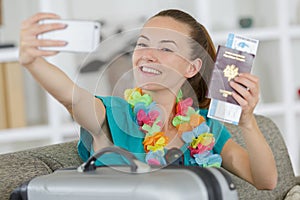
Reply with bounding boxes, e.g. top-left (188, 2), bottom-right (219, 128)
top-left (132, 30), bottom-right (194, 91)
top-left (19, 9), bottom-right (277, 190)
